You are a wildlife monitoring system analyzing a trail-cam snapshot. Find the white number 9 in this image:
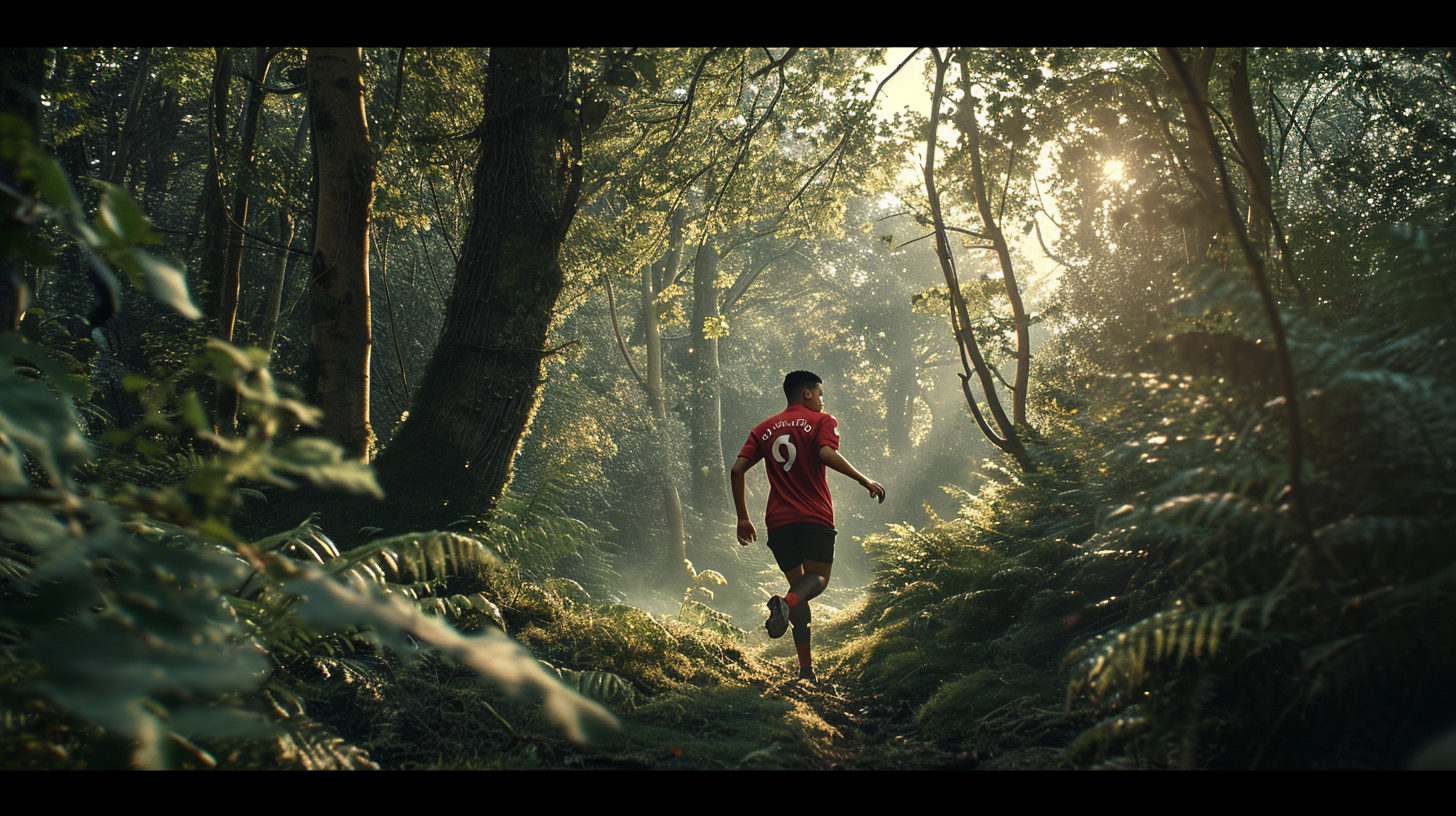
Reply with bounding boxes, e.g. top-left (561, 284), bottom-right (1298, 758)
top-left (772, 434), bottom-right (797, 471)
